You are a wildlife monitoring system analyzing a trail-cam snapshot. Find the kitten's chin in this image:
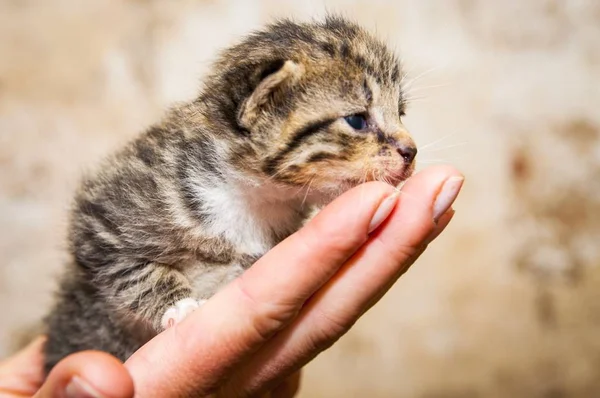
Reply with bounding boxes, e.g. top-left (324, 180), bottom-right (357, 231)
top-left (339, 167), bottom-right (414, 190)
top-left (301, 189), bottom-right (342, 207)
top-left (294, 182), bottom-right (355, 207)
top-left (288, 166), bottom-right (416, 207)
top-left (385, 166), bottom-right (415, 187)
